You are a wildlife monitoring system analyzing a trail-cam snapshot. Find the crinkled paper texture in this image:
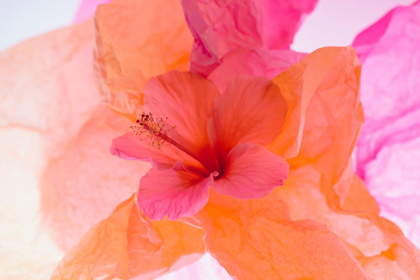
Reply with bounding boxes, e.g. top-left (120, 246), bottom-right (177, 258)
top-left (40, 106), bottom-right (150, 250)
top-left (273, 167), bottom-right (420, 279)
top-left (51, 195), bottom-right (206, 280)
top-left (354, 1), bottom-right (420, 248)
top-left (94, 0), bottom-right (193, 116)
top-left (182, 0), bottom-right (318, 76)
top-left (0, 19), bottom-right (100, 279)
top-left (195, 188), bottom-right (370, 280)
top-left (270, 46), bottom-right (363, 209)
top-left (2, 0), bottom-right (420, 279)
